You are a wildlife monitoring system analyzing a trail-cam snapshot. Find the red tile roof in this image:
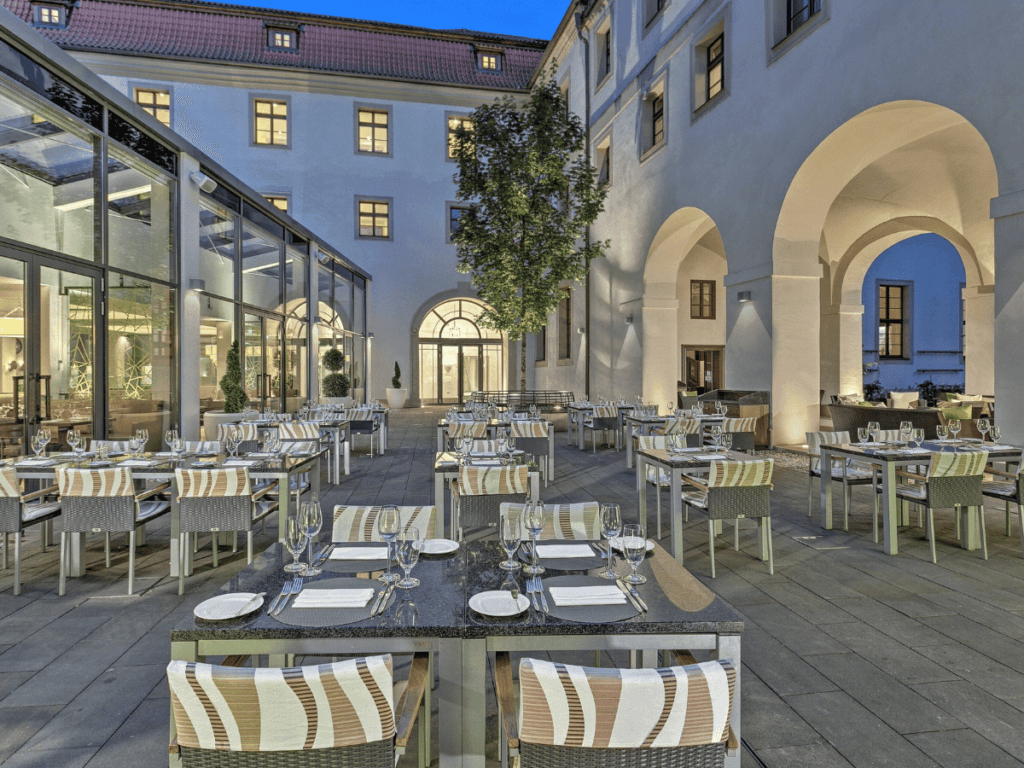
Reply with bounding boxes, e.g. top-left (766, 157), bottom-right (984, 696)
top-left (1, 0), bottom-right (547, 90)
